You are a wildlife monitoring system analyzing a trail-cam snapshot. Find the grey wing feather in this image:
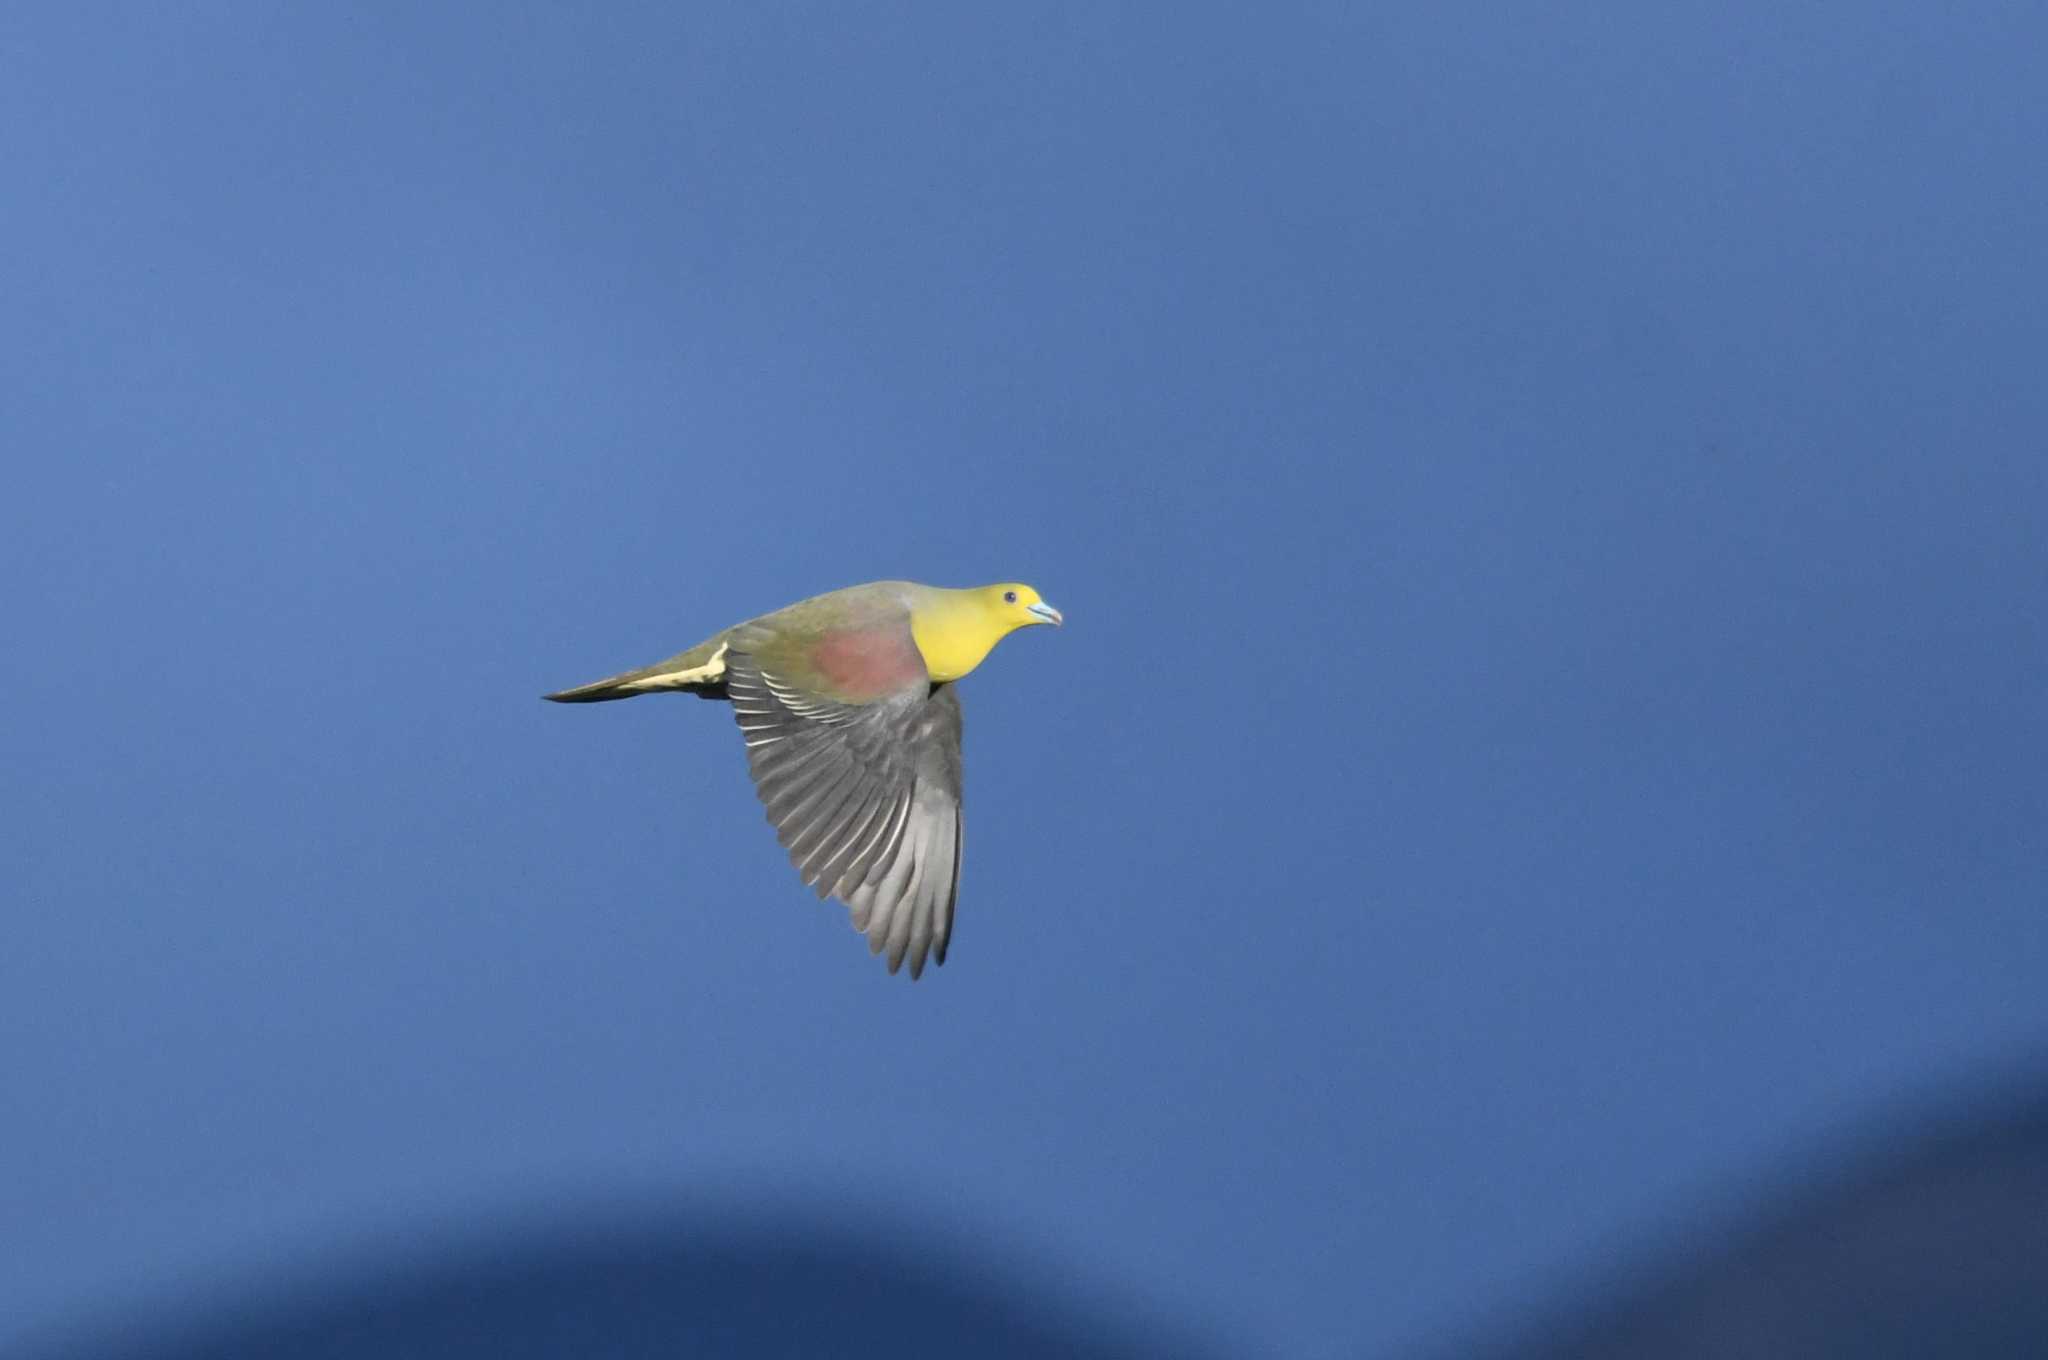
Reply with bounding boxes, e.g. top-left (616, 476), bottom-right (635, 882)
top-left (726, 655), bottom-right (963, 978)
